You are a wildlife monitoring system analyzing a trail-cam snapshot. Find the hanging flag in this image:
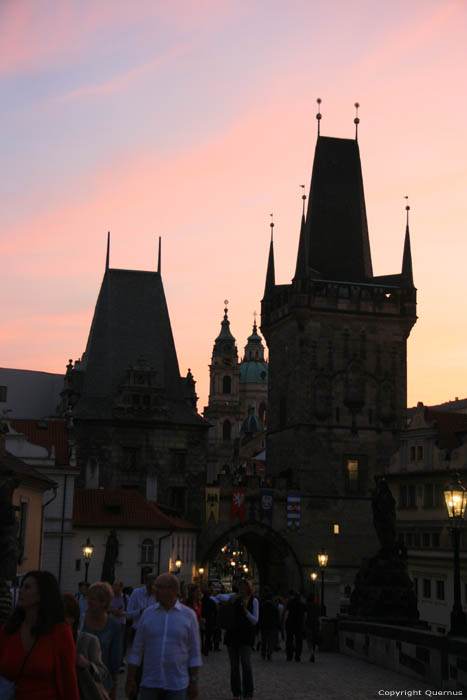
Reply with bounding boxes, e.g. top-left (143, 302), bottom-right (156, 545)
top-left (231, 487), bottom-right (246, 522)
top-left (260, 489), bottom-right (274, 524)
top-left (205, 487), bottom-right (220, 523)
top-left (287, 493), bottom-right (301, 528)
